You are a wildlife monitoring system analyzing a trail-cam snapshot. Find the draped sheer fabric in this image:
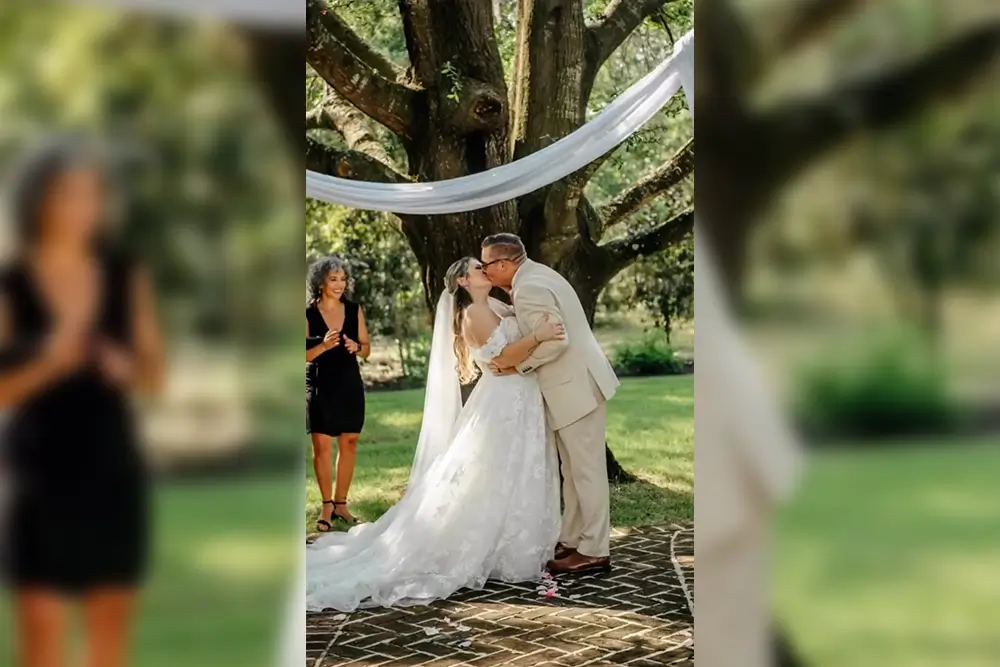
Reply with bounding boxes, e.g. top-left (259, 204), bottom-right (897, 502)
top-left (305, 30), bottom-right (694, 213)
top-left (78, 0), bottom-right (302, 27)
